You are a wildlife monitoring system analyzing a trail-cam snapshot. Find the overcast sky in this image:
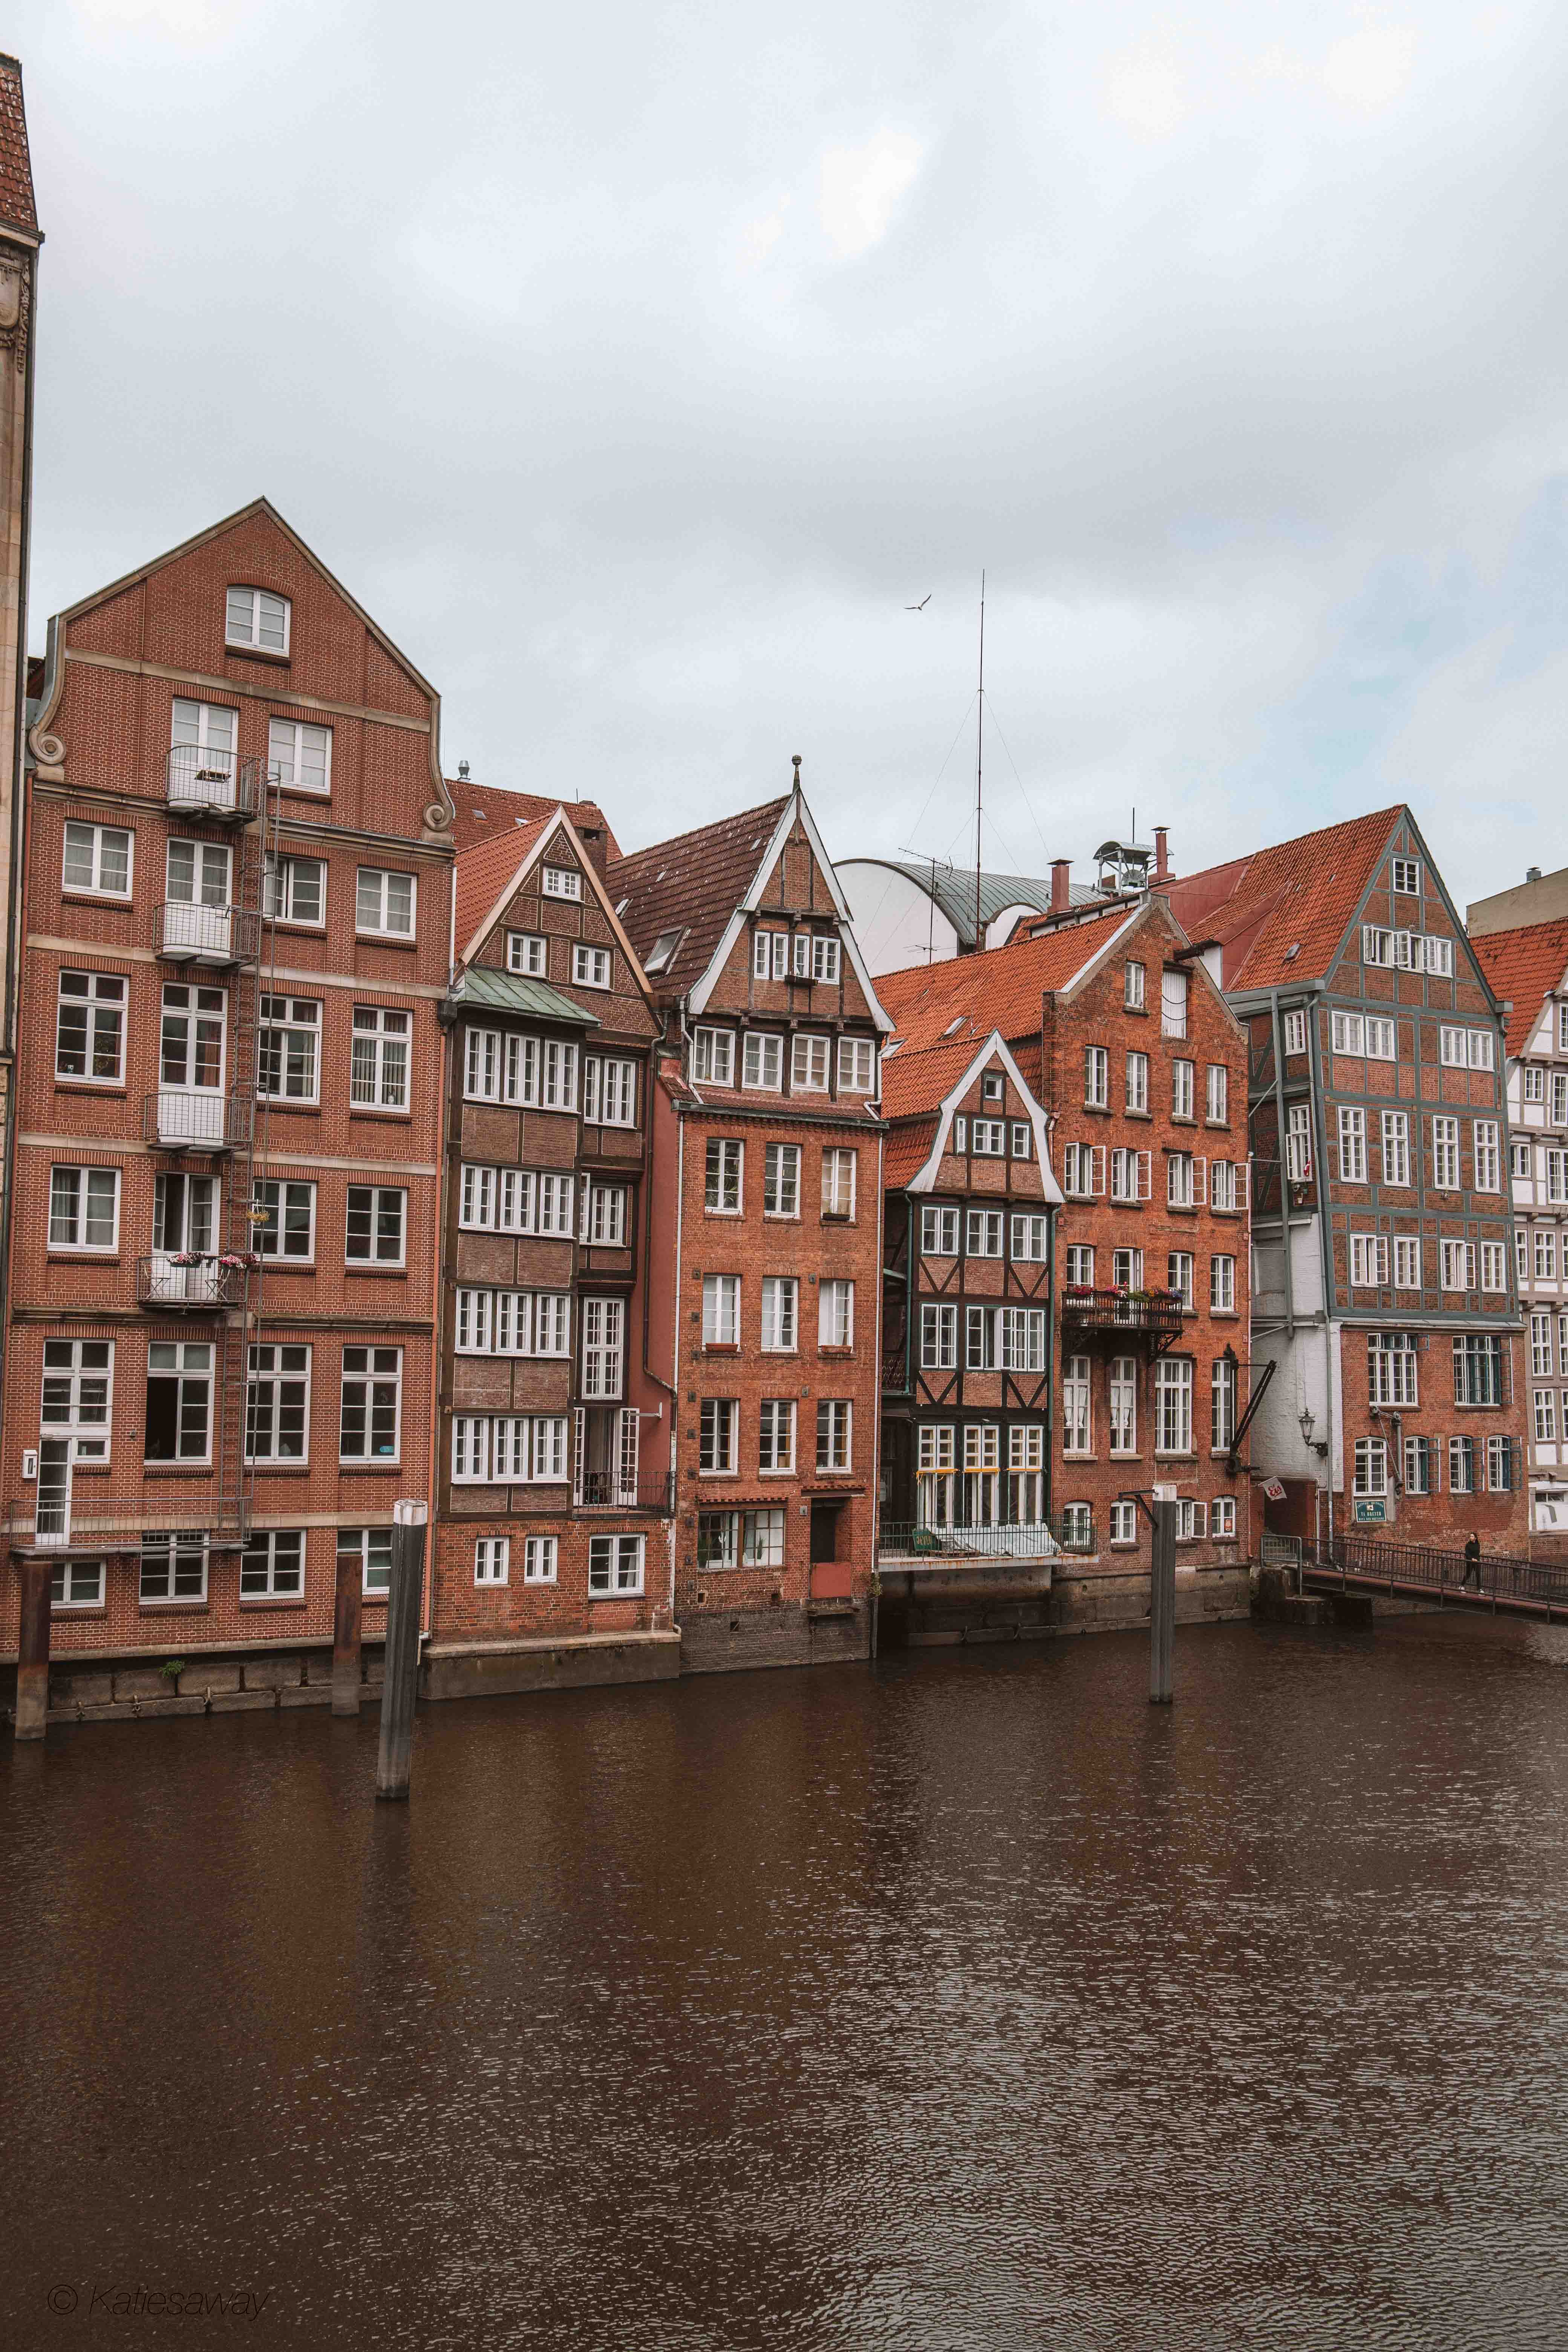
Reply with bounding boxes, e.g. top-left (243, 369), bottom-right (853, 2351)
top-left (12, 0), bottom-right (1568, 906)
